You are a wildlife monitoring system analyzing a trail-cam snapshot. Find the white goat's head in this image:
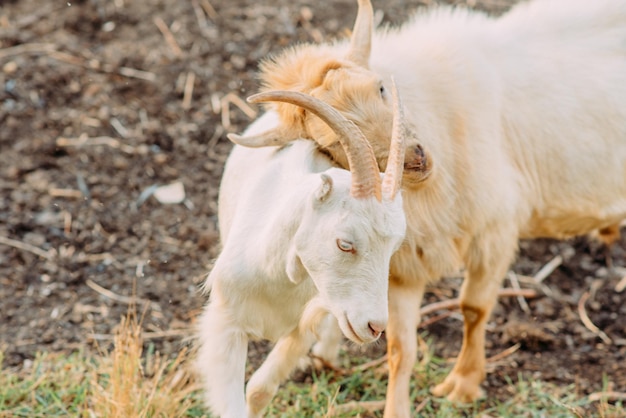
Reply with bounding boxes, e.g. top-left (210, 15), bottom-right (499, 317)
top-left (231, 0), bottom-right (431, 187)
top-left (240, 82), bottom-right (408, 344)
